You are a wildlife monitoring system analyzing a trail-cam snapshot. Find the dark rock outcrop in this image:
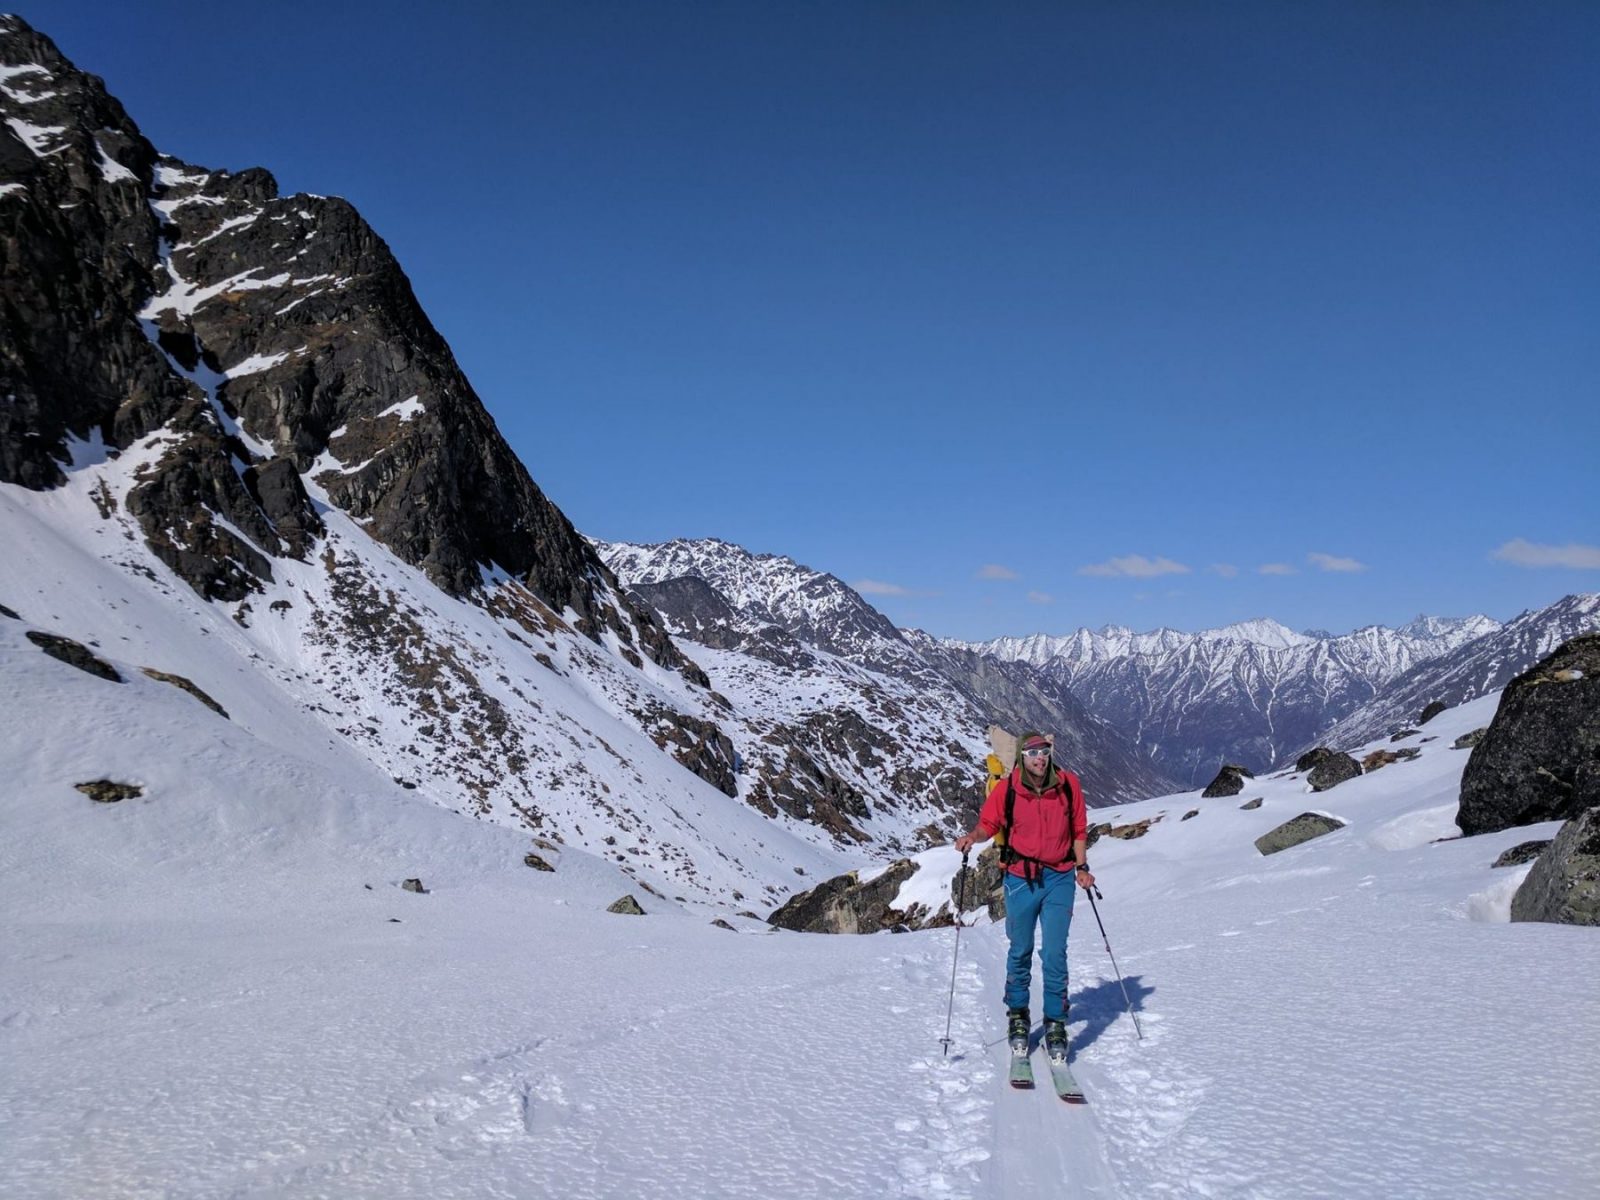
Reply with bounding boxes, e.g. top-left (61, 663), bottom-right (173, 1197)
top-left (767, 859), bottom-right (920, 934)
top-left (1296, 747), bottom-right (1338, 773)
top-left (953, 845), bottom-right (1008, 922)
top-left (26, 632), bottom-right (122, 681)
top-left (1457, 635), bottom-right (1600, 836)
top-left (0, 16), bottom-right (702, 686)
top-left (1418, 700), bottom-right (1448, 724)
top-left (1239, 797), bottom-right (1264, 810)
top-left (607, 895), bottom-right (646, 915)
top-left (1493, 841), bottom-right (1552, 869)
top-left (1201, 763), bottom-right (1252, 798)
top-left (1510, 808), bottom-right (1600, 926)
top-left (1307, 752), bottom-right (1361, 793)
top-left (1255, 812), bottom-right (1345, 856)
top-left (1453, 728), bottom-right (1488, 750)
top-left (140, 667), bottom-right (228, 717)
top-left (74, 780), bottom-right (142, 803)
